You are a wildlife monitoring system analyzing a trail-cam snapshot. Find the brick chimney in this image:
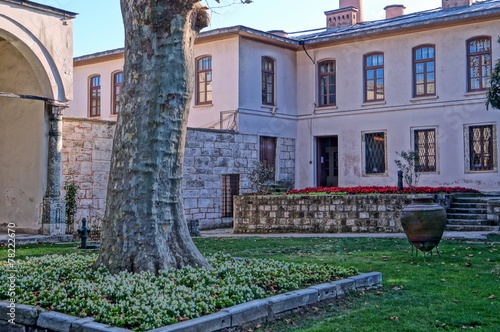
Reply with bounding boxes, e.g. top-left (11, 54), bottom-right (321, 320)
top-left (442, 0), bottom-right (472, 9)
top-left (384, 5), bottom-right (406, 19)
top-left (340, 0), bottom-right (364, 21)
top-left (325, 0), bottom-right (363, 29)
